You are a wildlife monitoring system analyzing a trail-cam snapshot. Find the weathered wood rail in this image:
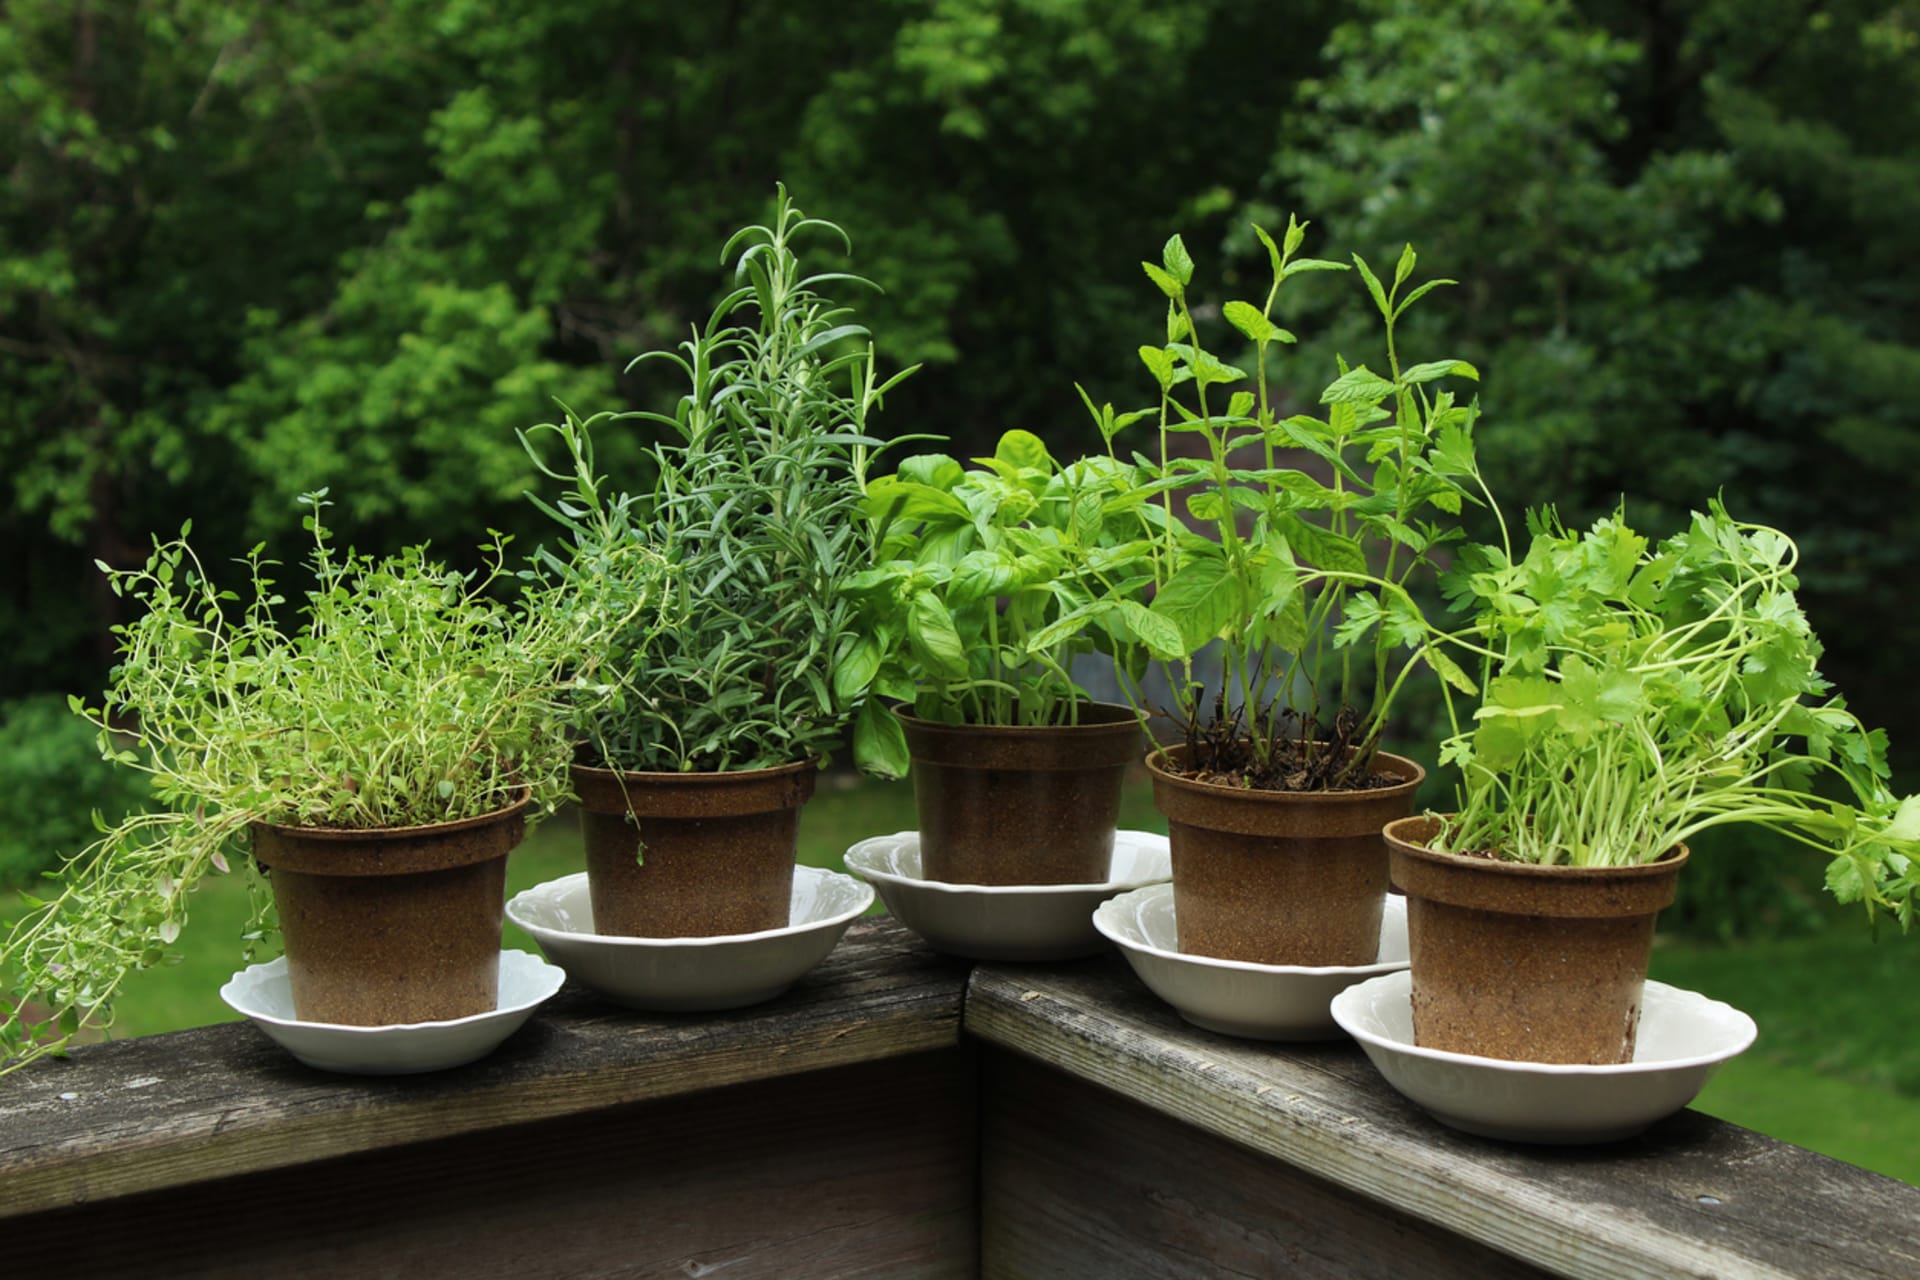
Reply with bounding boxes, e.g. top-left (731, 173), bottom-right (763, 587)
top-left (3, 918), bottom-right (1916, 1278)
